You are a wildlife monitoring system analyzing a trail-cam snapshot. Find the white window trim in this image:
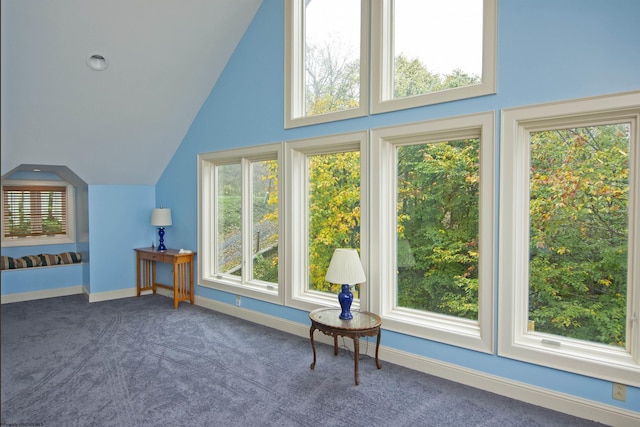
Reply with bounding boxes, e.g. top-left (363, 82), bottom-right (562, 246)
top-left (370, 0), bottom-right (496, 115)
top-left (285, 1), bottom-right (495, 127)
top-left (499, 91), bottom-right (640, 386)
top-left (284, 0), bottom-right (370, 129)
top-left (370, 111), bottom-right (495, 354)
top-left (284, 131), bottom-right (369, 312)
top-left (198, 143), bottom-right (284, 305)
top-left (1, 179), bottom-right (76, 247)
